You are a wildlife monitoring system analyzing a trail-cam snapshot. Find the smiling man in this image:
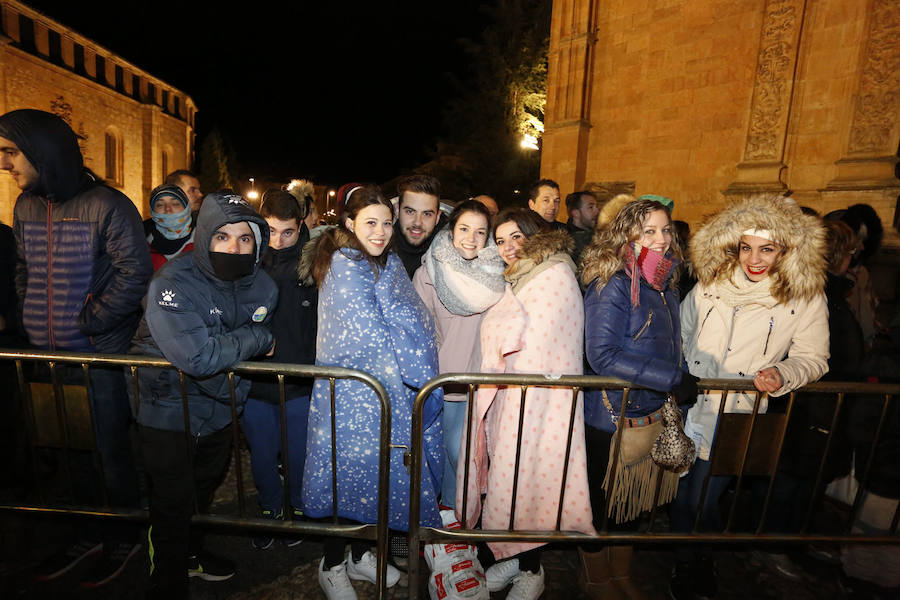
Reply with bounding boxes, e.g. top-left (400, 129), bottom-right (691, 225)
top-left (528, 178), bottom-right (567, 231)
top-left (394, 174), bottom-right (446, 278)
top-left (129, 193), bottom-right (277, 597)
